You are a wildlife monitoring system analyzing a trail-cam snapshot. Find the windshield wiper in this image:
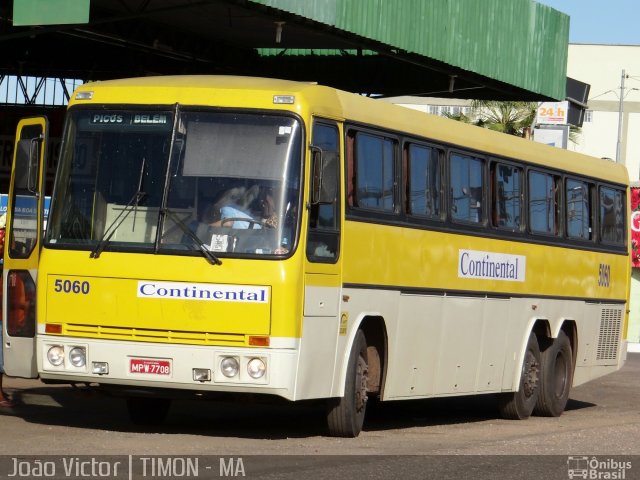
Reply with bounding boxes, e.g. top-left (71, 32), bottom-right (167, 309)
top-left (161, 208), bottom-right (222, 266)
top-left (89, 191), bottom-right (146, 259)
